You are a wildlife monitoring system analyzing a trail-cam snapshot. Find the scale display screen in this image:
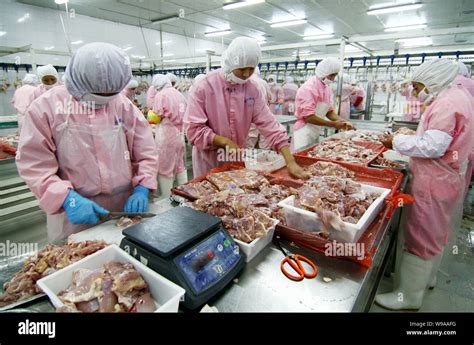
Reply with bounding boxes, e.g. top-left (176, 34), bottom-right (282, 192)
top-left (175, 229), bottom-right (240, 294)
